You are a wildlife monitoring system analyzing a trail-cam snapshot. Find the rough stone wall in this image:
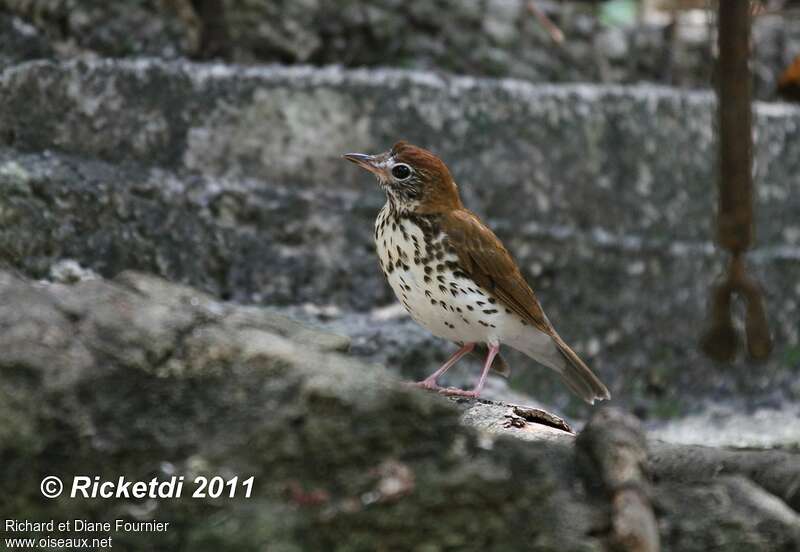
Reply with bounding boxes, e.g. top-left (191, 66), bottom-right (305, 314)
top-left (1, 1), bottom-right (800, 100)
top-left (1, 59), bottom-right (798, 416)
